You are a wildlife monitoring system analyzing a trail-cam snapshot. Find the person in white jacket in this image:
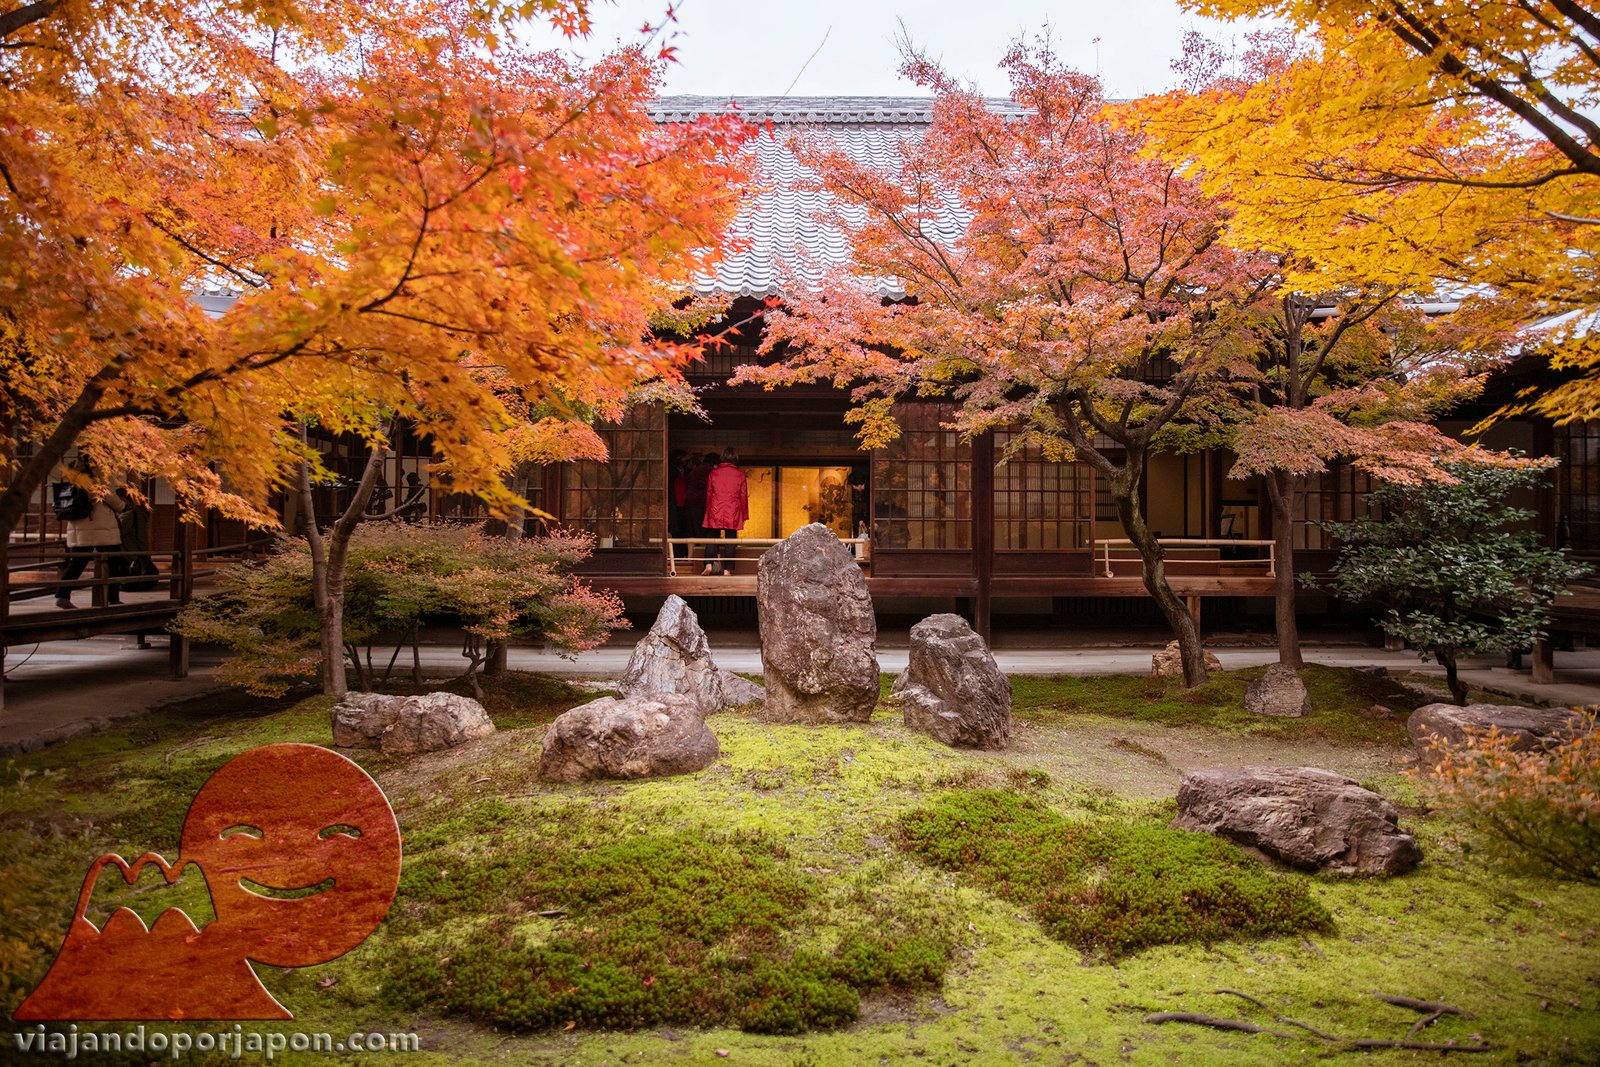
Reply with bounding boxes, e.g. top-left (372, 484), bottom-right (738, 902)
top-left (55, 479), bottom-right (126, 608)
